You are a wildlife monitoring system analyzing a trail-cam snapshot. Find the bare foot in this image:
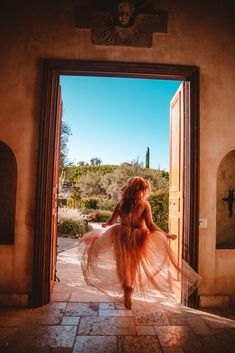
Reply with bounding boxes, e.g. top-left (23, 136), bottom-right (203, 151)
top-left (124, 287), bottom-right (132, 310)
